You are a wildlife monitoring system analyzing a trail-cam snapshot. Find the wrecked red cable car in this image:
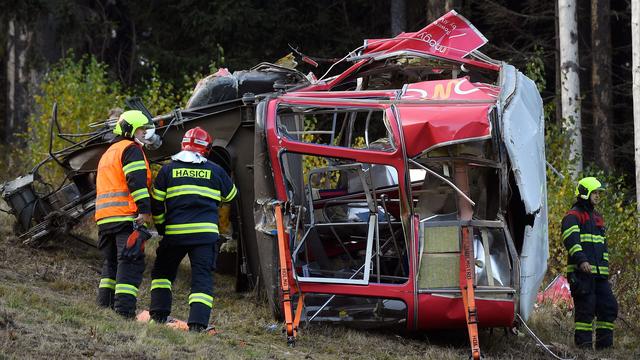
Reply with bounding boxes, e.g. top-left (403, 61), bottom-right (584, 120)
top-left (1, 11), bottom-right (547, 358)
